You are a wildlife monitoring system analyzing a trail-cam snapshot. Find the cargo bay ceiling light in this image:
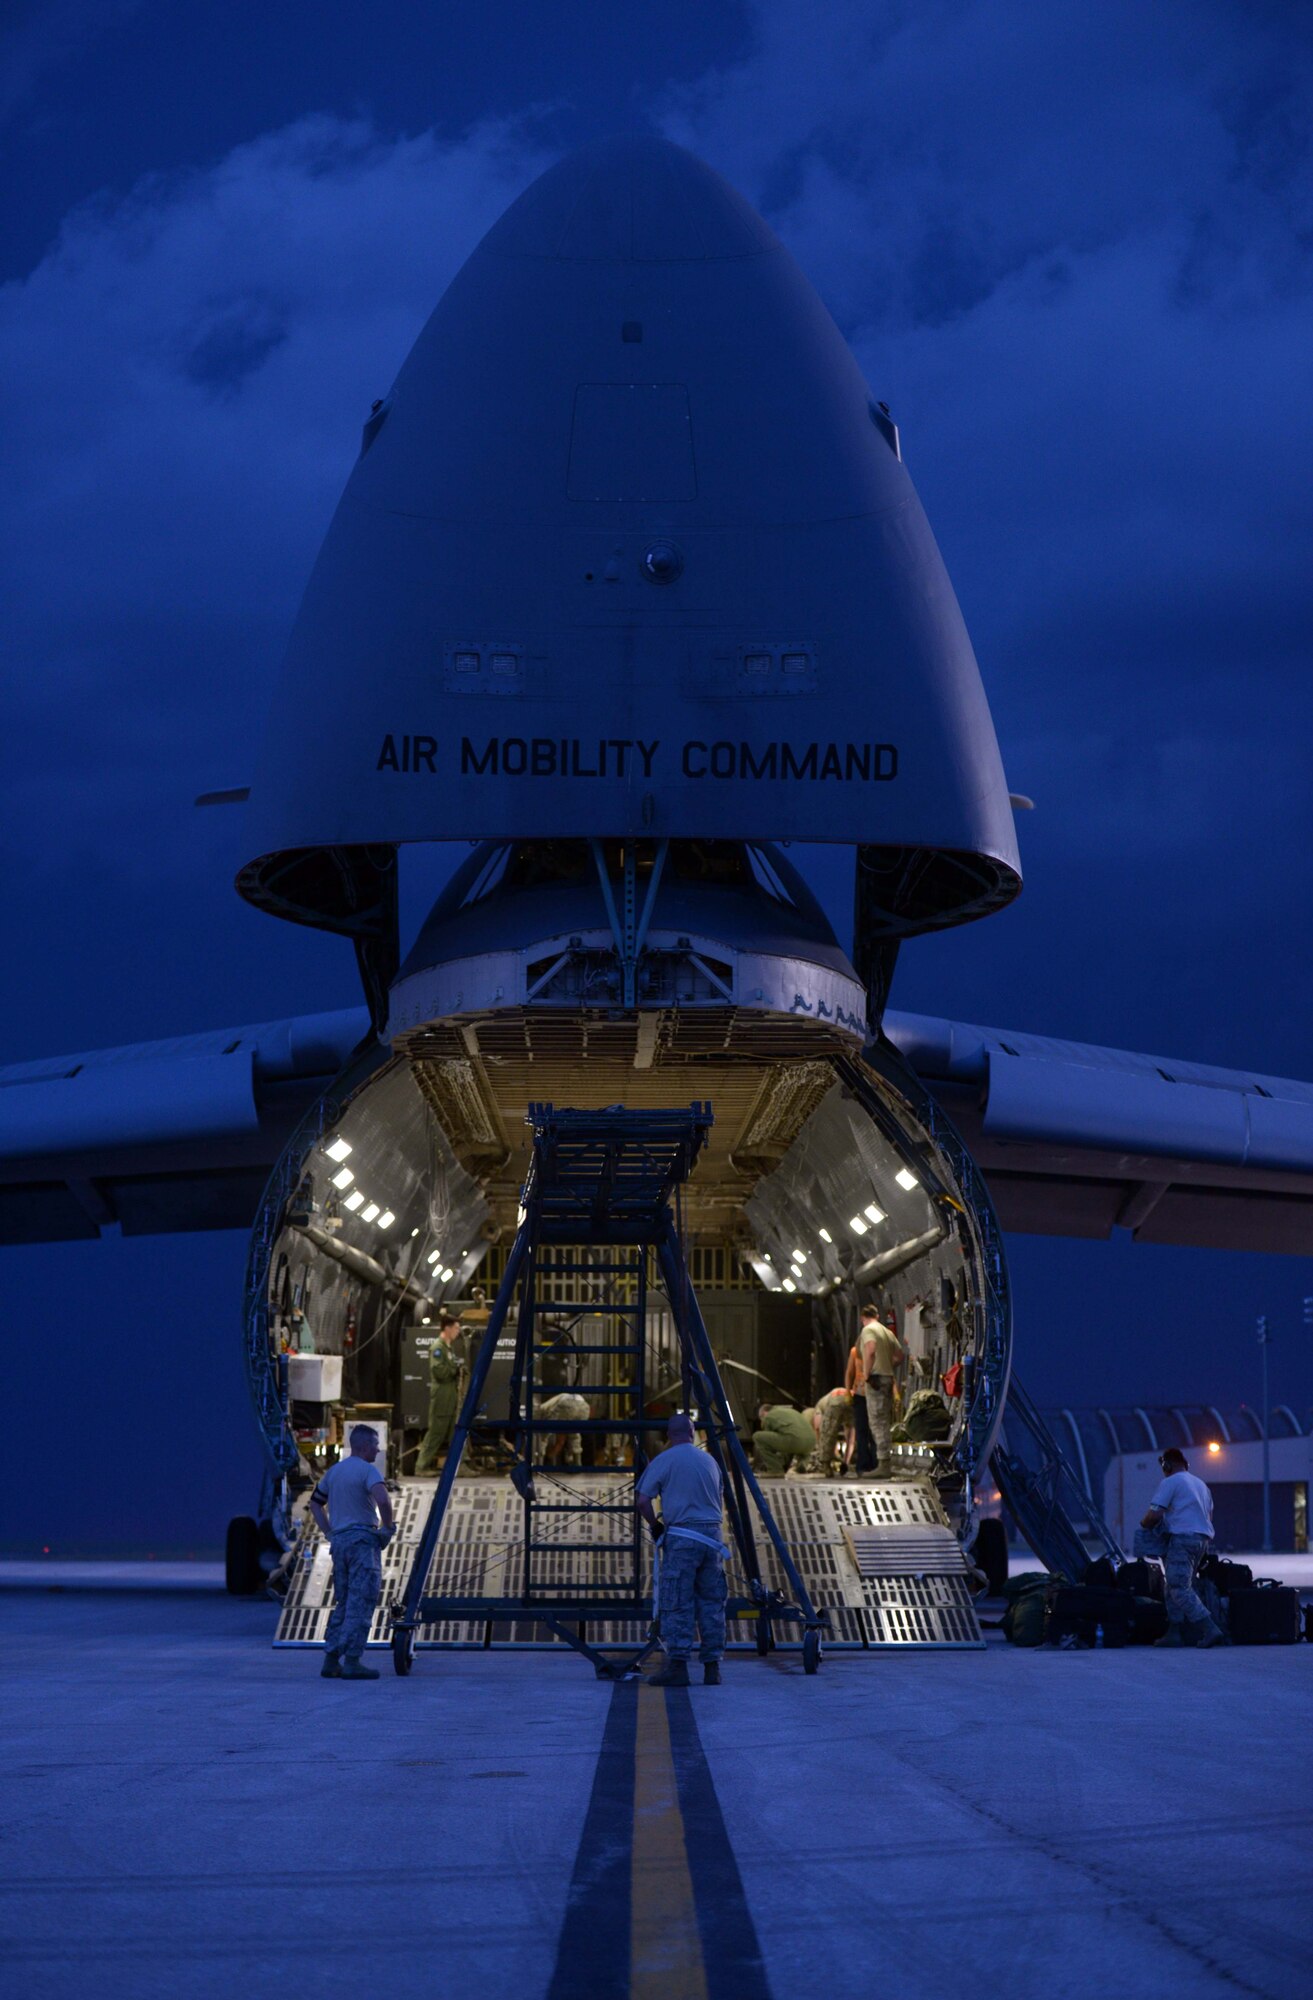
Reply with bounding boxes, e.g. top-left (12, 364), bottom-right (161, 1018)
top-left (864, 1203), bottom-right (886, 1225)
top-left (849, 1214), bottom-right (869, 1234)
top-left (324, 1137), bottom-right (352, 1163)
top-left (377, 1211), bottom-right (395, 1230)
top-left (345, 1190), bottom-right (365, 1212)
top-left (782, 1277), bottom-right (797, 1292)
top-left (818, 1227), bottom-right (833, 1243)
top-left (331, 1166), bottom-right (354, 1190)
top-left (895, 1169), bottom-right (919, 1192)
top-left (361, 1203), bottom-right (380, 1223)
